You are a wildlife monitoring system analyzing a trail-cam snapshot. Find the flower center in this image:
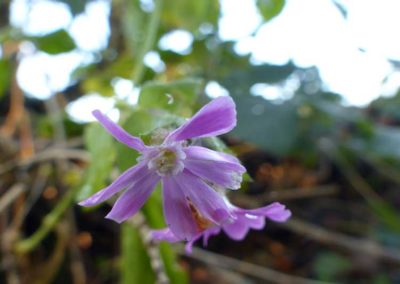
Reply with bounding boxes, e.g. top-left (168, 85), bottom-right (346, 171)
top-left (147, 145), bottom-right (186, 176)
